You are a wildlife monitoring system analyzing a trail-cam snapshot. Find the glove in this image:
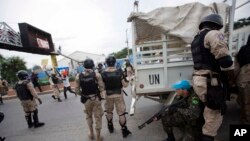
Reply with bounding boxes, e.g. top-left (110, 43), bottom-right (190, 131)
top-left (38, 98), bottom-right (42, 105)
